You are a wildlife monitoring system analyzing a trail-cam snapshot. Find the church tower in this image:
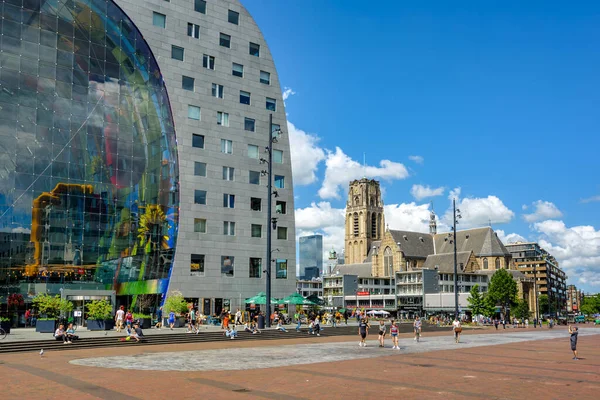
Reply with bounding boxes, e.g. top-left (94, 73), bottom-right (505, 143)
top-left (345, 179), bottom-right (385, 264)
top-left (429, 202), bottom-right (437, 235)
